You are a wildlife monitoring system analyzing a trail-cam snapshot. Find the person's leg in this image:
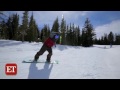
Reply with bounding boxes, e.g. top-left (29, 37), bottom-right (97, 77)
top-left (46, 47), bottom-right (52, 62)
top-left (110, 42), bottom-right (112, 48)
top-left (34, 44), bottom-right (47, 61)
